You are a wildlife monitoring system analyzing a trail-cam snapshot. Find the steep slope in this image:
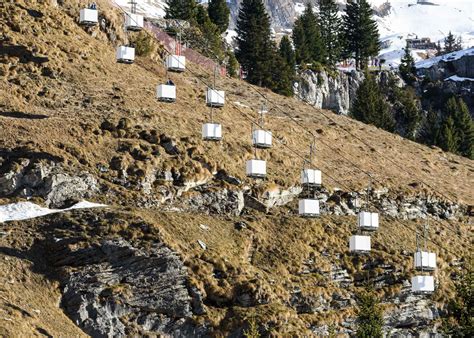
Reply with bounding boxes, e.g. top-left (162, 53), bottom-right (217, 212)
top-left (0, 0), bottom-right (472, 336)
